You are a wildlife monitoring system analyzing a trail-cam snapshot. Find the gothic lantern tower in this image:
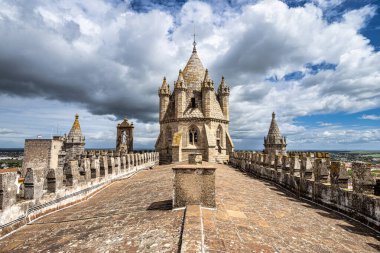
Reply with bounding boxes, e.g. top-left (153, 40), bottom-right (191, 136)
top-left (64, 114), bottom-right (85, 159)
top-left (155, 39), bottom-right (234, 164)
top-left (264, 112), bottom-right (287, 156)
